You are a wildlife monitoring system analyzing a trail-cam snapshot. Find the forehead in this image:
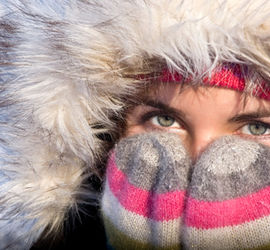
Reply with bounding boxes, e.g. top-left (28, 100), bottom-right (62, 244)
top-left (142, 82), bottom-right (270, 115)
